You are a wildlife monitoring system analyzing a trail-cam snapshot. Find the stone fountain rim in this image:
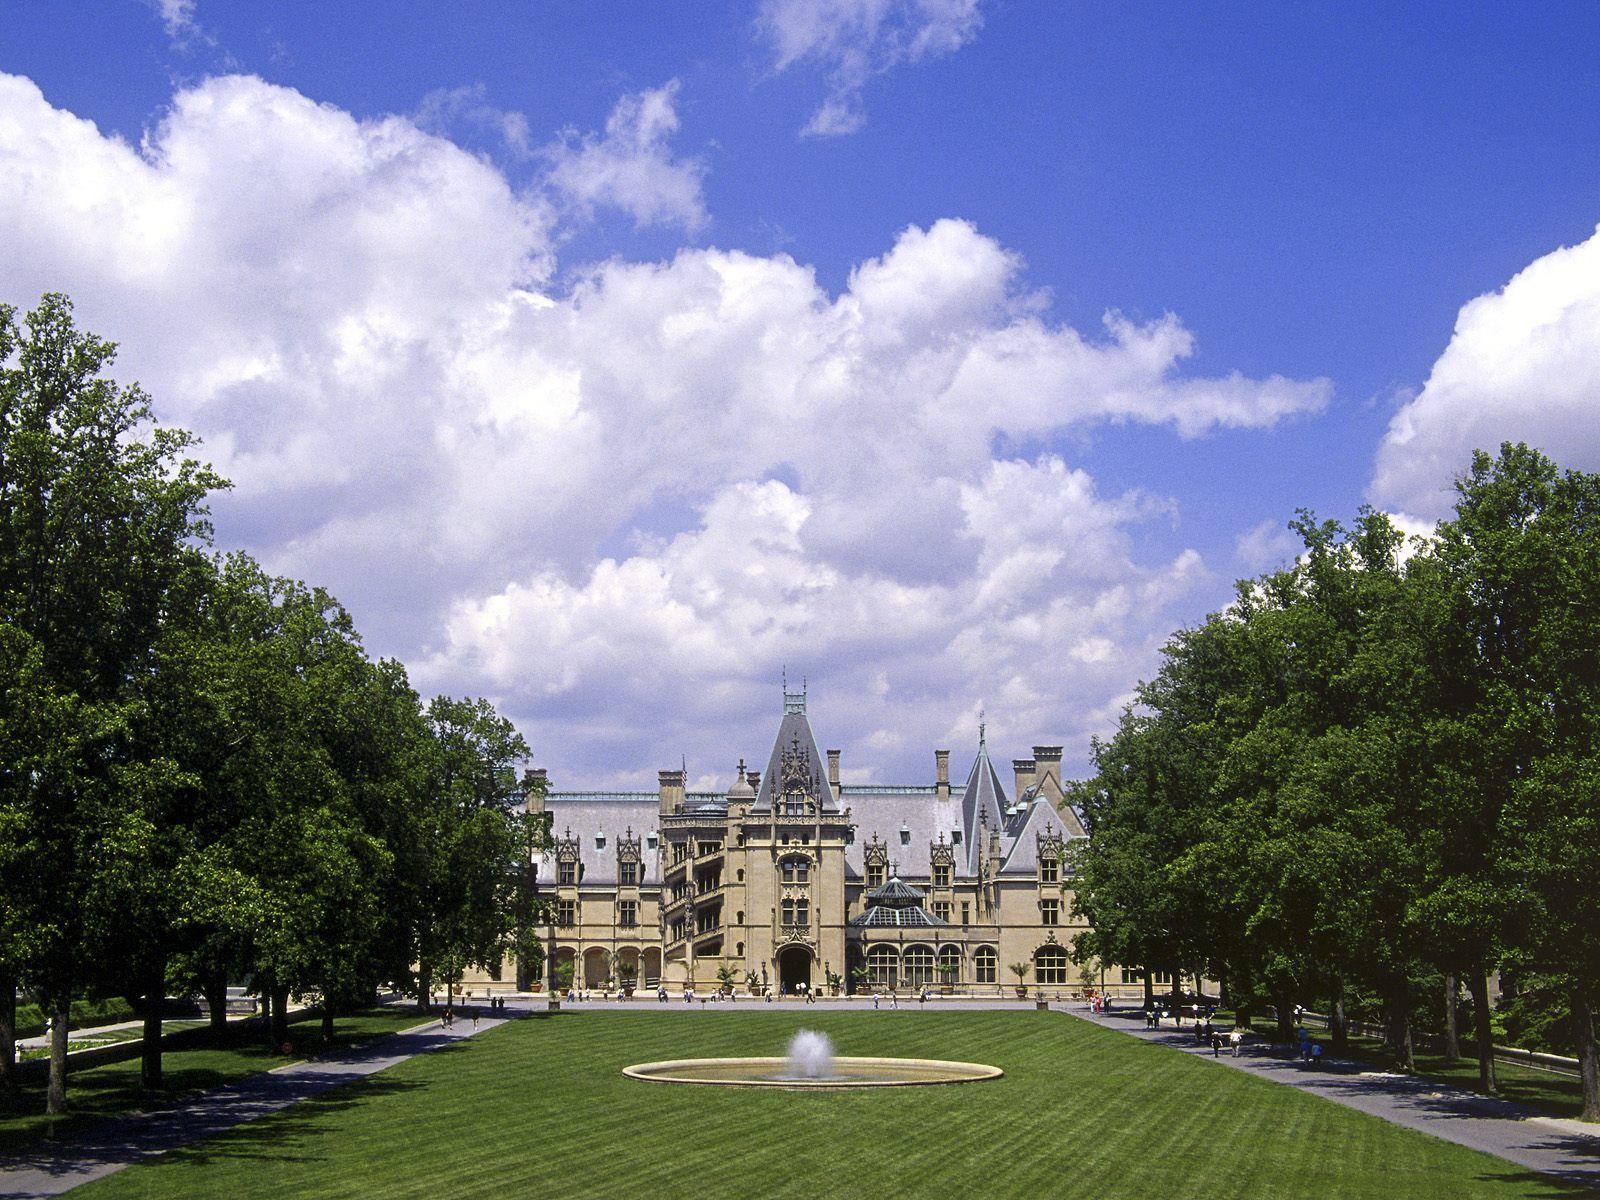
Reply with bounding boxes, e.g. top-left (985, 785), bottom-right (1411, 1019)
top-left (621, 1055), bottom-right (1004, 1088)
